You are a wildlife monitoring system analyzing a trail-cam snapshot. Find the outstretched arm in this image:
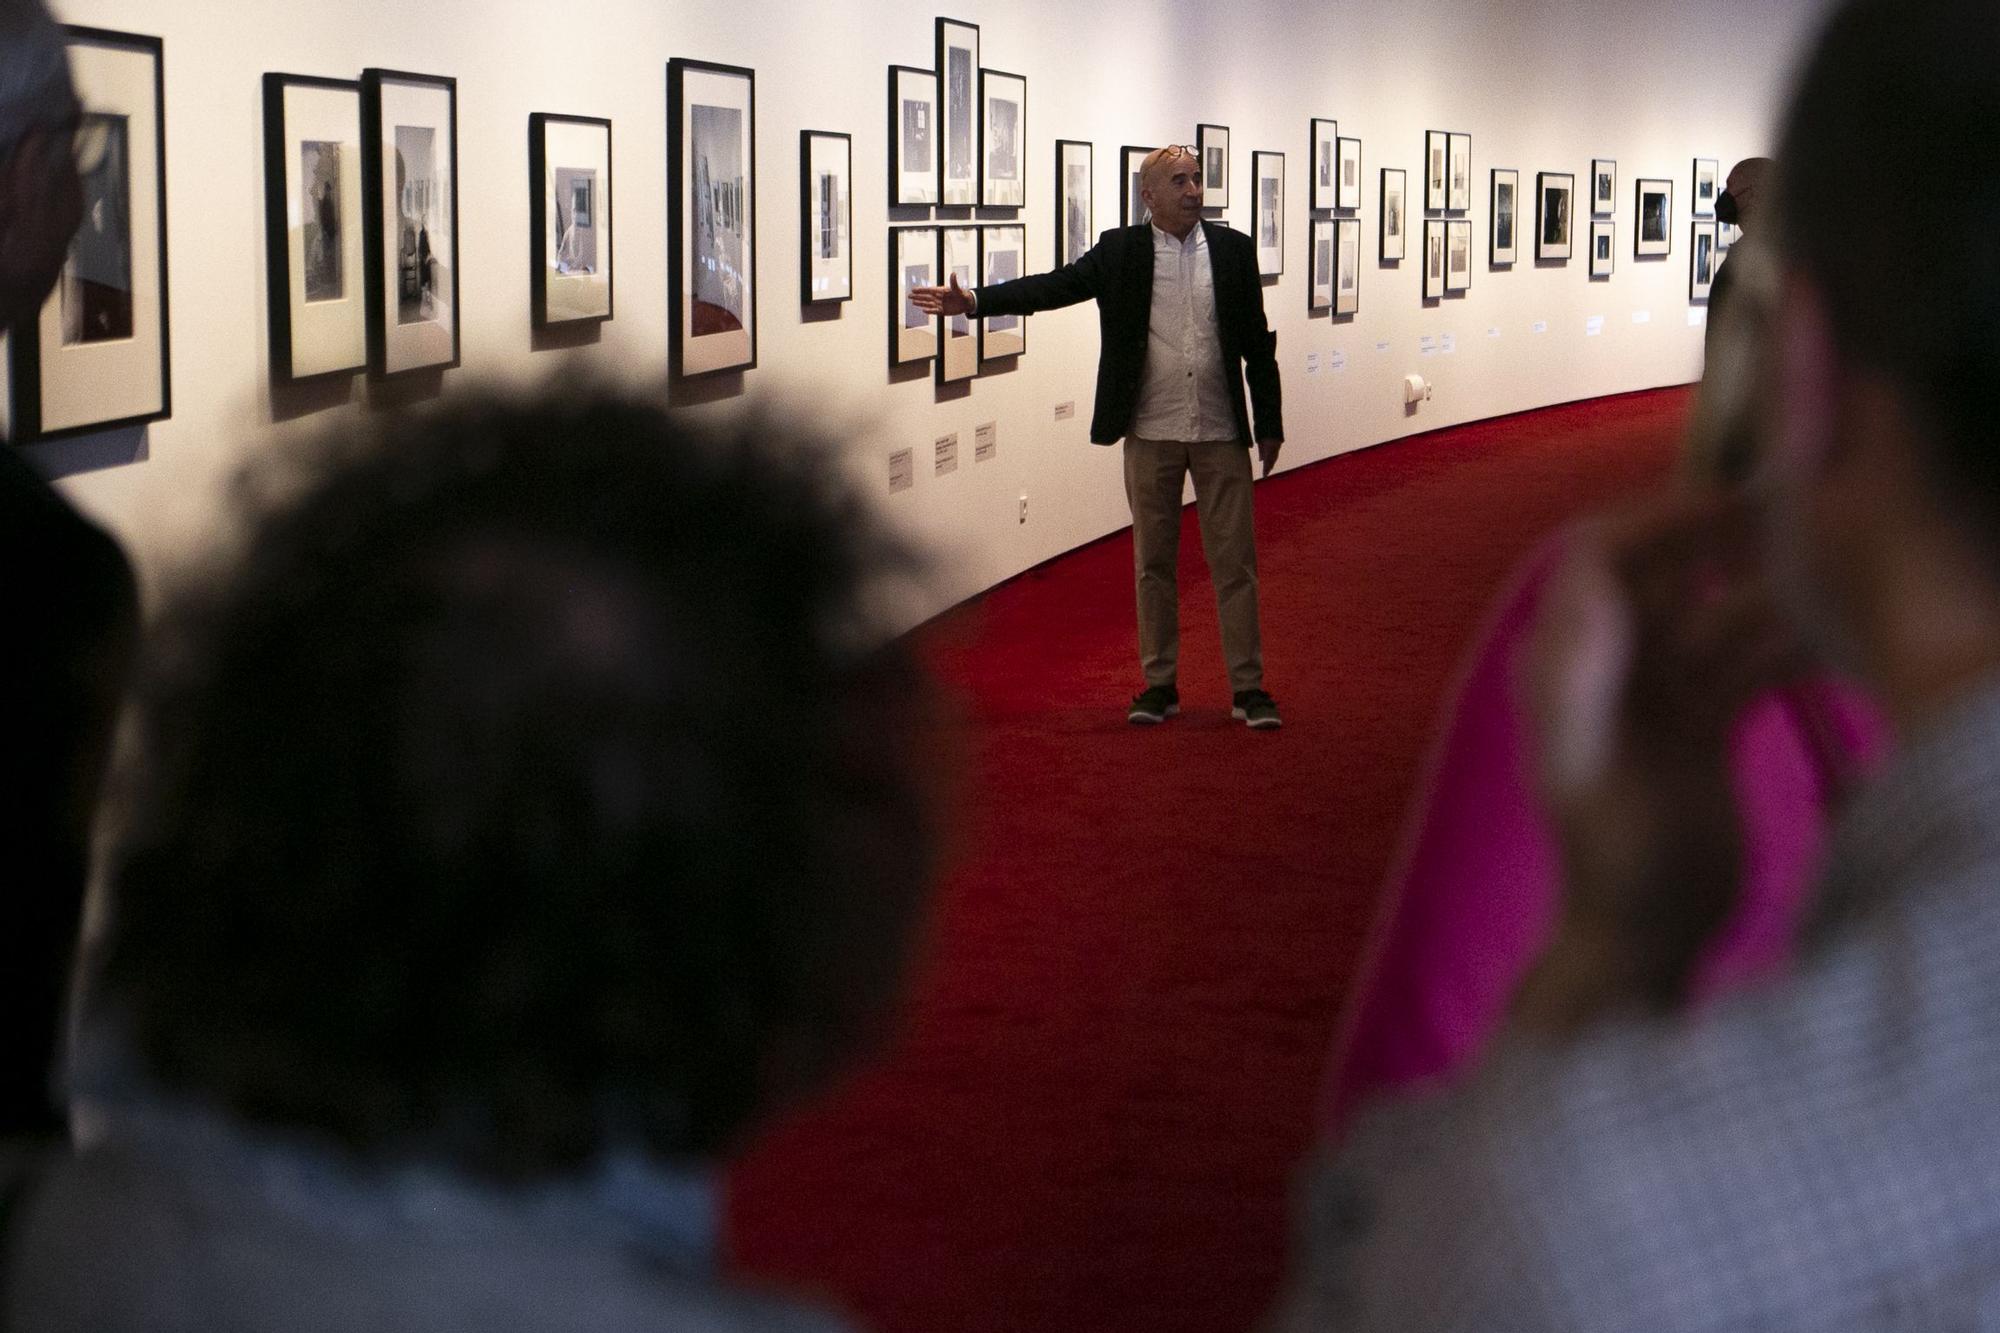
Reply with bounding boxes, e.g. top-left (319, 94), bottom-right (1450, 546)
top-left (914, 242), bottom-right (1107, 321)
